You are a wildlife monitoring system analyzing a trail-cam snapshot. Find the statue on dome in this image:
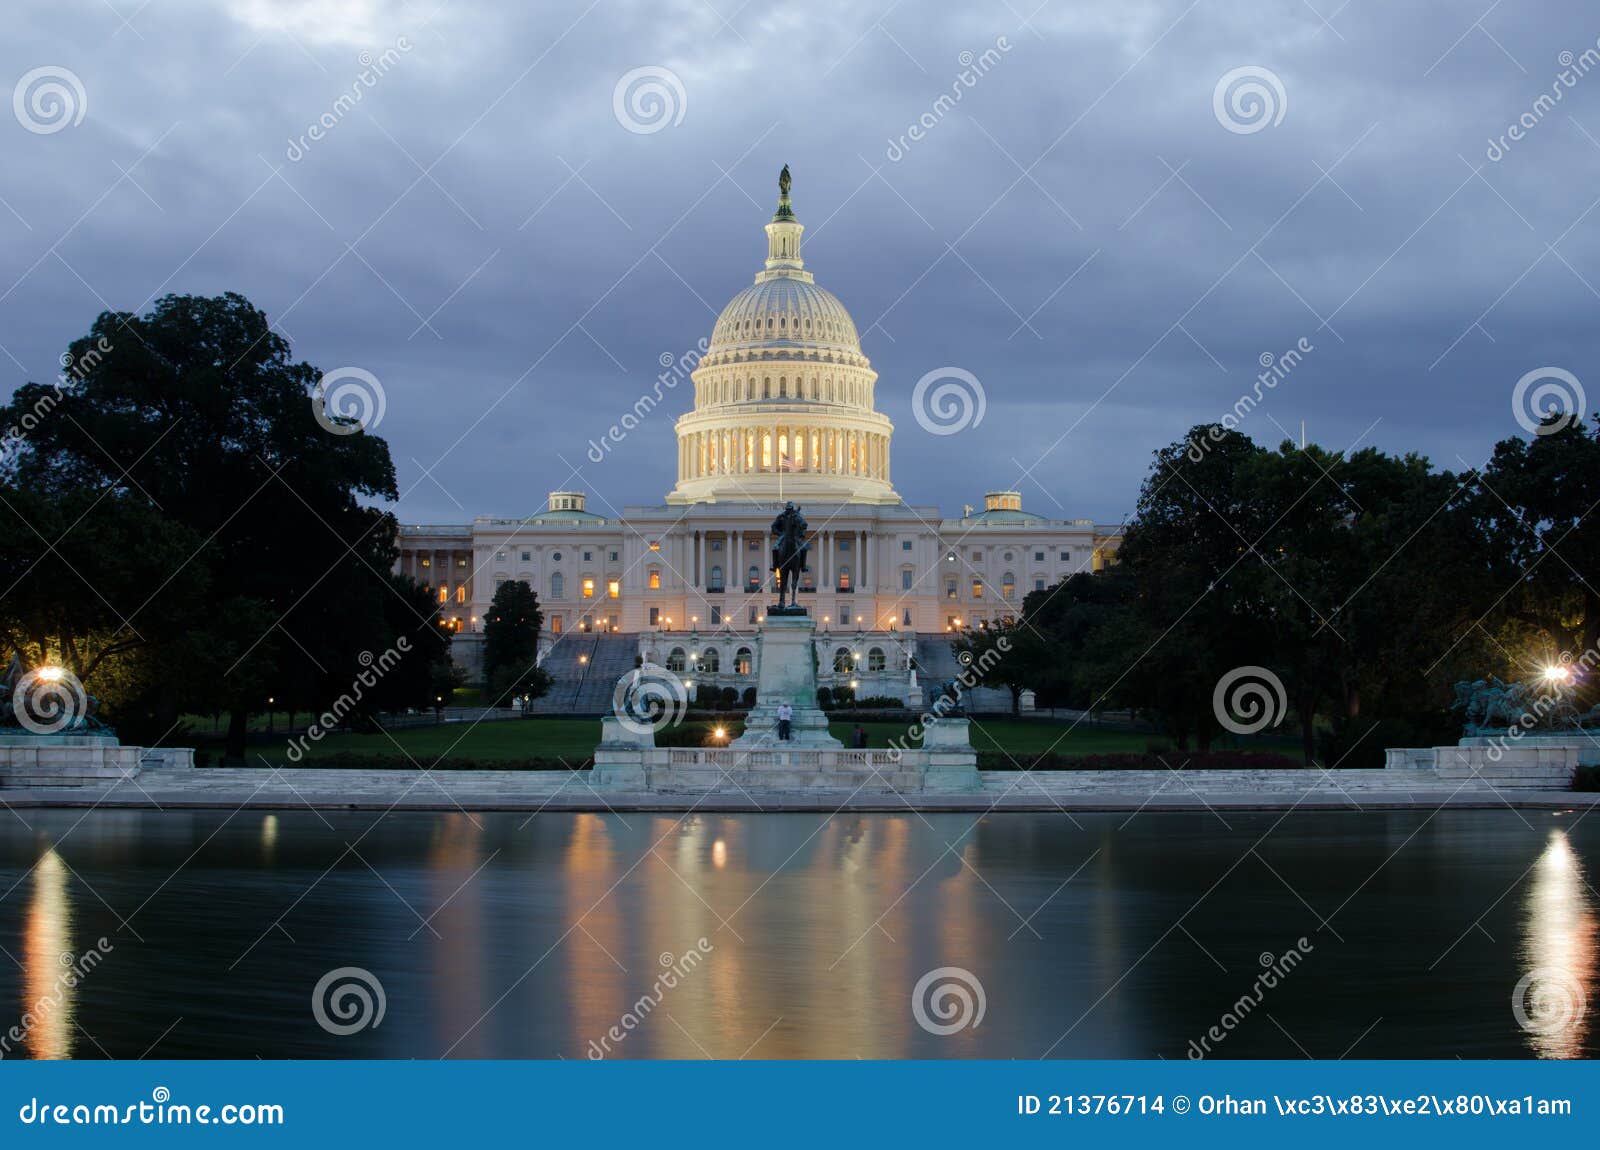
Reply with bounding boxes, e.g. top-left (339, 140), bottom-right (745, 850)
top-left (770, 502), bottom-right (809, 613)
top-left (778, 164), bottom-right (791, 196)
